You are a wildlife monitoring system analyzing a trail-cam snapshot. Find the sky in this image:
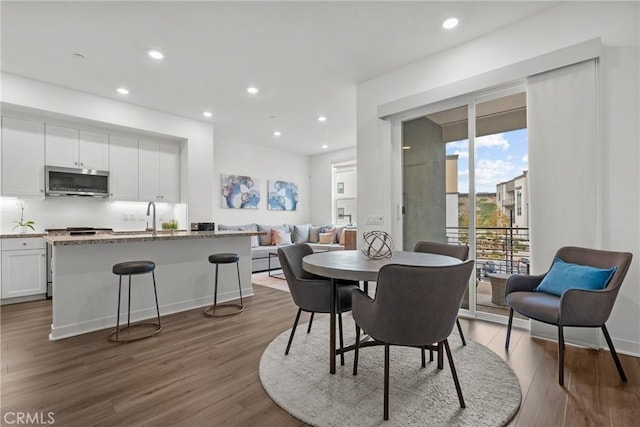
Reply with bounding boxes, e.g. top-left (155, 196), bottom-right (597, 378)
top-left (446, 128), bottom-right (528, 194)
